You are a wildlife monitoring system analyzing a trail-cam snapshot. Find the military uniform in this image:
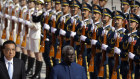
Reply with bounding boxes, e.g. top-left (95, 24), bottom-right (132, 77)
top-left (118, 13), bottom-right (140, 79)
